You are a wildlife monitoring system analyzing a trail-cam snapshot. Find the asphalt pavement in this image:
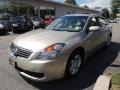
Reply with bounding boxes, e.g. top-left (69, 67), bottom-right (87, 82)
top-left (0, 23), bottom-right (120, 90)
